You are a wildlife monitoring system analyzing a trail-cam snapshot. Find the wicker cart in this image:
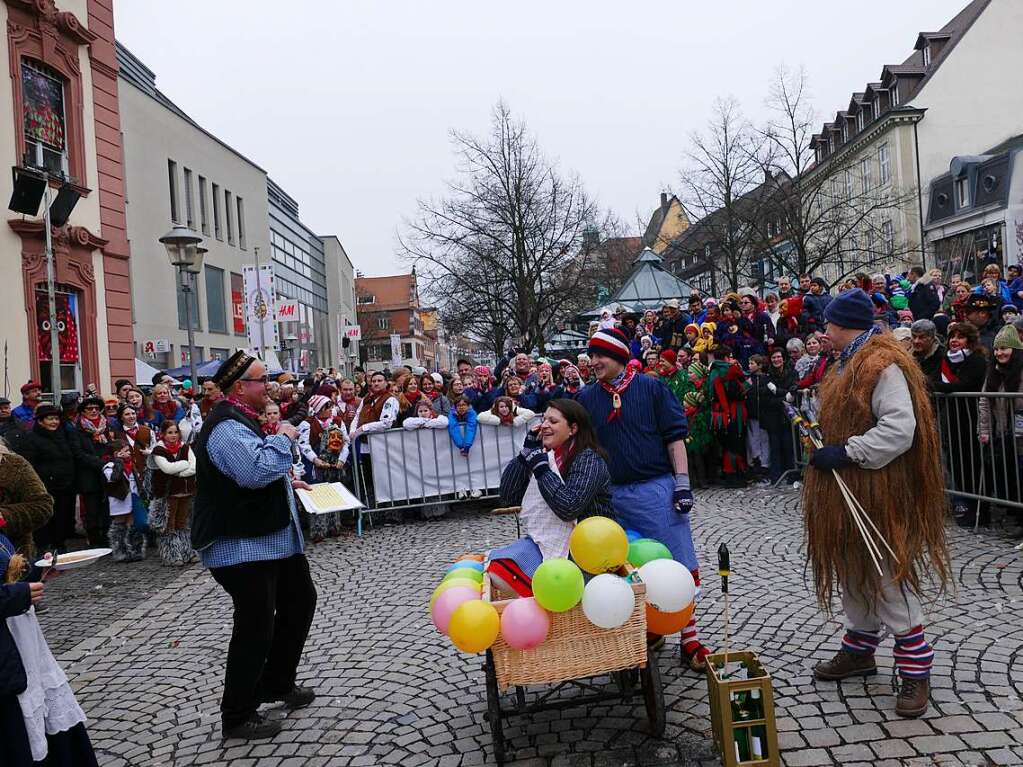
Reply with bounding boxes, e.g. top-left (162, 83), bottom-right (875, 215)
top-left (480, 562), bottom-right (664, 765)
